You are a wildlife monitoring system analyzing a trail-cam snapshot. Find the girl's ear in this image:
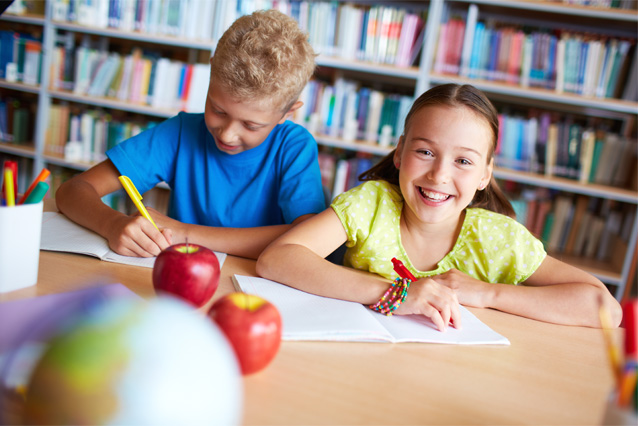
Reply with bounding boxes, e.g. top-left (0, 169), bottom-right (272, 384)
top-left (479, 157), bottom-right (494, 190)
top-left (279, 101), bottom-right (303, 124)
top-left (393, 136), bottom-right (405, 169)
